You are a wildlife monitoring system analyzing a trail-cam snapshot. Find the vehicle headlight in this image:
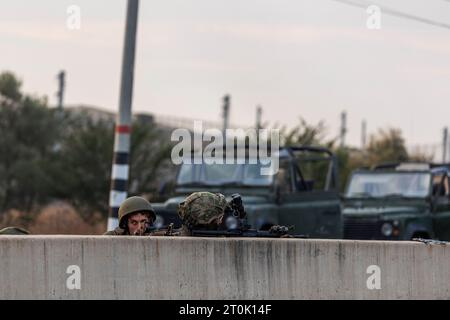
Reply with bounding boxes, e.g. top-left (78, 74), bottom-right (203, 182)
top-left (154, 215), bottom-right (164, 229)
top-left (381, 222), bottom-right (393, 237)
top-left (225, 216), bottom-right (238, 230)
